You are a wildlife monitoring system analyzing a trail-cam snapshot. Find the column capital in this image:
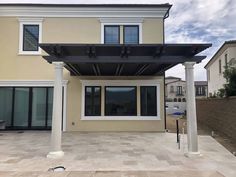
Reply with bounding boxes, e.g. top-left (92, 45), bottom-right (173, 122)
top-left (52, 62), bottom-right (64, 69)
top-left (183, 62), bottom-right (196, 69)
